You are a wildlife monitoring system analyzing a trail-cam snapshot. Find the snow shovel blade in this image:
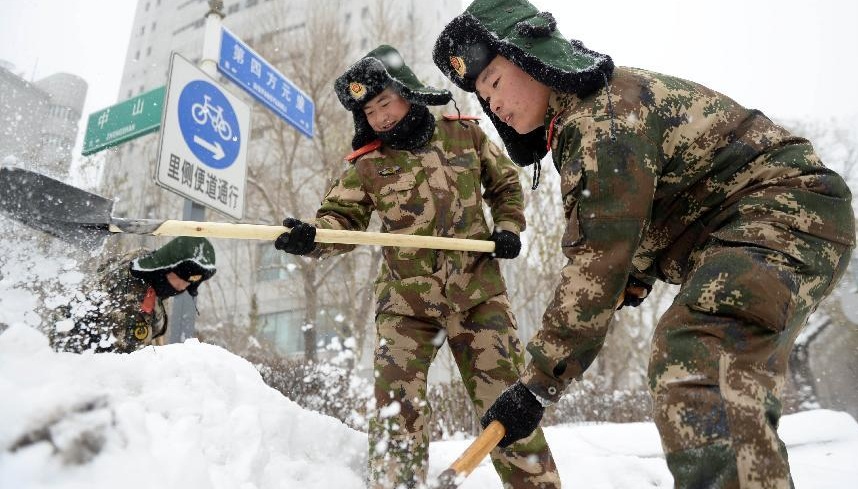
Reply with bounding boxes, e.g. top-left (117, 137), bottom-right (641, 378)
top-left (0, 166), bottom-right (114, 248)
top-left (432, 420), bottom-right (506, 489)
